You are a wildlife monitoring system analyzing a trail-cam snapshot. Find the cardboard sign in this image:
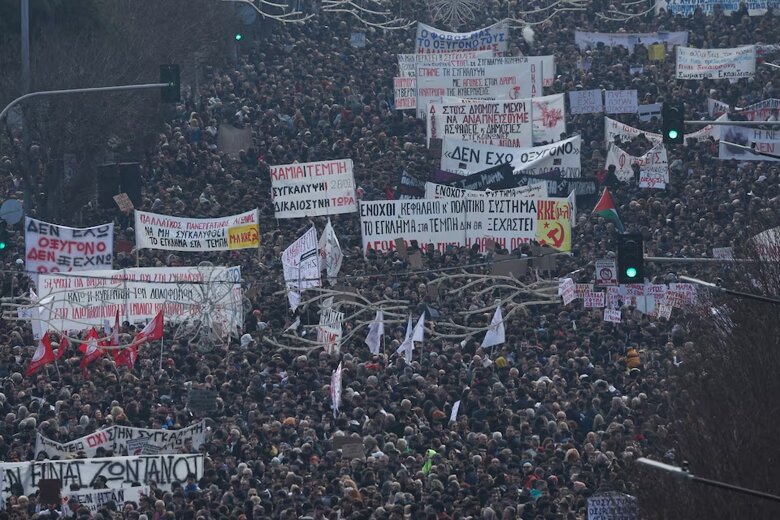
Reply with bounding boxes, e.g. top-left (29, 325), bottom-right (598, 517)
top-left (603, 308), bottom-right (622, 323)
top-left (113, 193), bottom-right (134, 212)
top-left (331, 437), bottom-right (365, 459)
top-left (568, 89), bottom-right (603, 115)
top-left (595, 259), bottom-right (618, 286)
top-left (187, 389), bottom-right (218, 413)
top-left (605, 90), bottom-right (638, 114)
